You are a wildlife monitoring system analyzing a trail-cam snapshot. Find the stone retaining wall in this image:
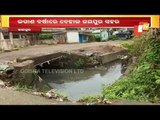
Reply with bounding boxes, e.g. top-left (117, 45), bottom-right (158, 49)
top-left (0, 39), bottom-right (30, 50)
top-left (98, 50), bottom-right (128, 64)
